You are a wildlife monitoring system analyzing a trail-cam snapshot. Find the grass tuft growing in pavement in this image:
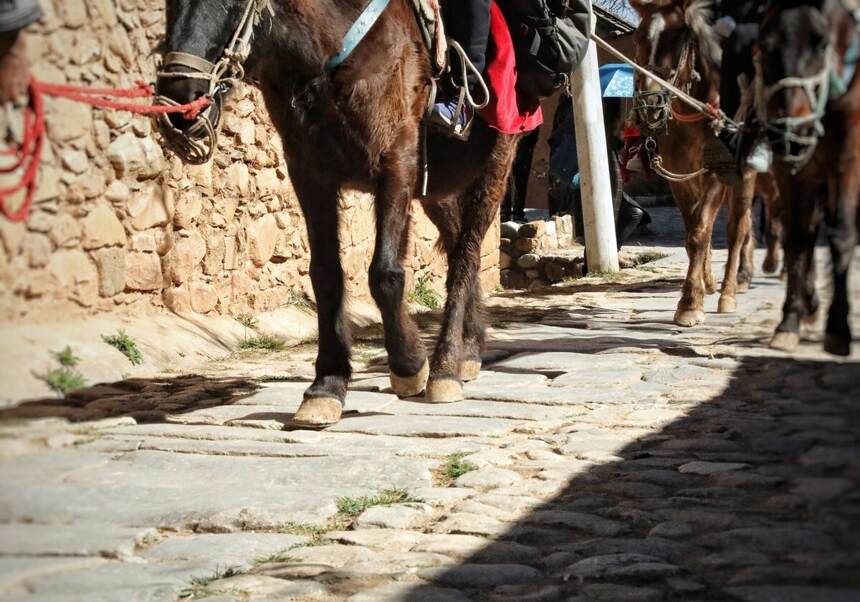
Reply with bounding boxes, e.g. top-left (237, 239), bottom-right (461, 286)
top-left (336, 487), bottom-right (424, 517)
top-left (39, 345), bottom-right (87, 397)
top-left (277, 521), bottom-right (342, 545)
top-left (52, 345), bottom-right (81, 367)
top-left (238, 334), bottom-right (287, 352)
top-left (254, 550), bottom-right (299, 565)
top-left (236, 314), bottom-right (258, 330)
top-left (101, 329), bottom-right (144, 365)
top-left (435, 452), bottom-right (478, 486)
top-left (408, 276), bottom-right (442, 310)
top-left (179, 566), bottom-right (245, 599)
top-left (41, 367), bottom-right (87, 397)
